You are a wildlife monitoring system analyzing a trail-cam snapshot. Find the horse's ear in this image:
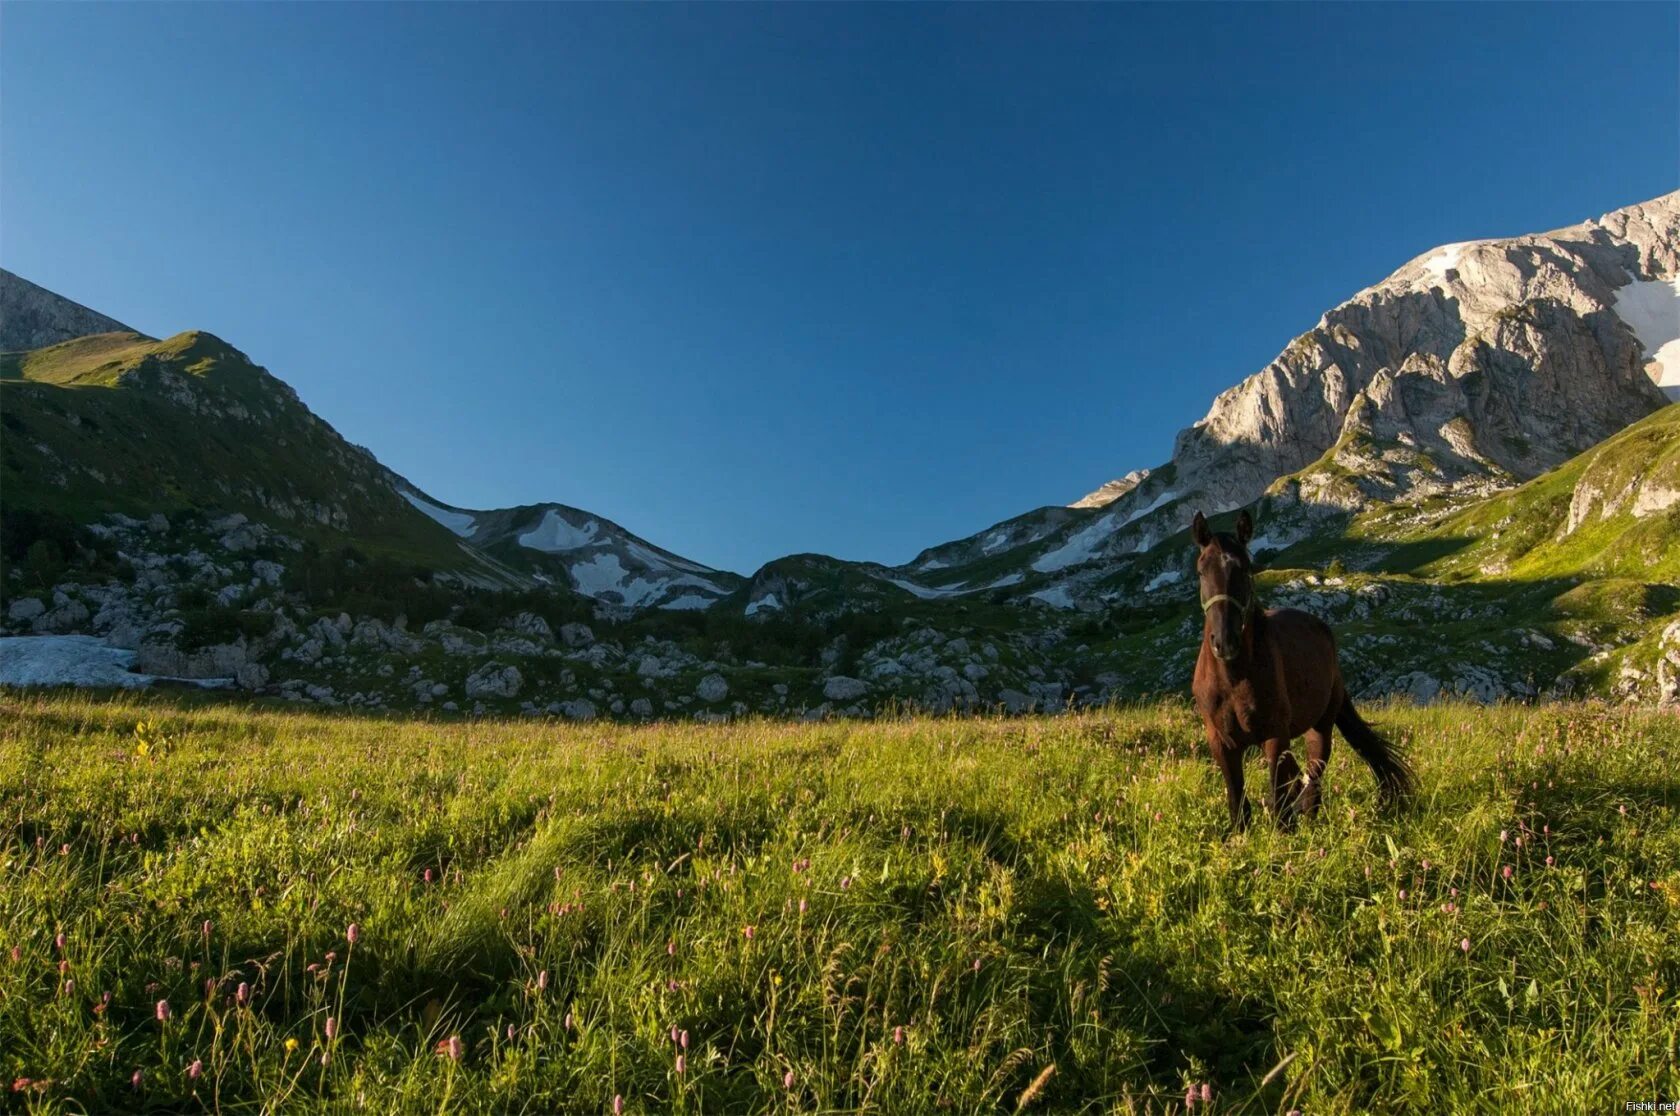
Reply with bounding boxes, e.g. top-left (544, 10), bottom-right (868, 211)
top-left (1191, 511), bottom-right (1211, 548)
top-left (1236, 509), bottom-right (1254, 544)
